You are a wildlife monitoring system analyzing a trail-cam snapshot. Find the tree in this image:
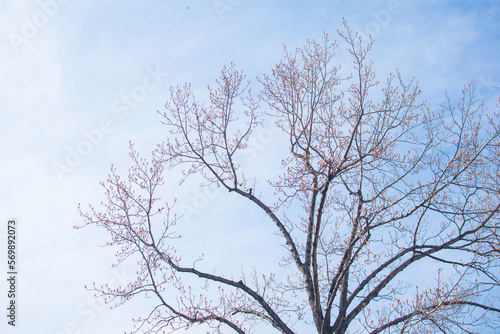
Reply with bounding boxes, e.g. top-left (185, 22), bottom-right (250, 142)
top-left (79, 23), bottom-right (500, 333)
